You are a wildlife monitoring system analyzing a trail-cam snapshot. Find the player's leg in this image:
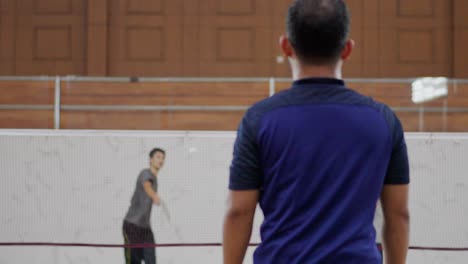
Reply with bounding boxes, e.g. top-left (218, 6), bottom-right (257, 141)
top-left (123, 222), bottom-right (132, 264)
top-left (123, 221), bottom-right (145, 264)
top-left (131, 248), bottom-right (144, 264)
top-left (123, 235), bottom-right (131, 263)
top-left (143, 228), bottom-right (156, 264)
top-left (143, 247), bottom-right (156, 264)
